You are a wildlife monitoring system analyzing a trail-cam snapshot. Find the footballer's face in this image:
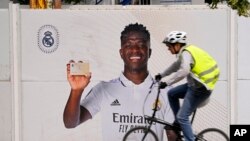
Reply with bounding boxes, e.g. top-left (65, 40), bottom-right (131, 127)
top-left (120, 31), bottom-right (151, 72)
